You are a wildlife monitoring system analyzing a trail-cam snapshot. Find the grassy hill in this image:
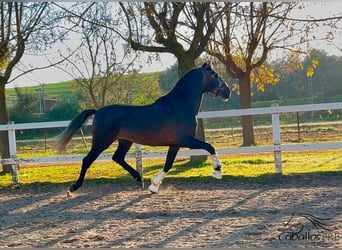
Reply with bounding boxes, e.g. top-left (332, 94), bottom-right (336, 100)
top-left (6, 72), bottom-right (162, 106)
top-left (6, 80), bottom-right (75, 104)
top-left (6, 71), bottom-right (342, 110)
